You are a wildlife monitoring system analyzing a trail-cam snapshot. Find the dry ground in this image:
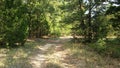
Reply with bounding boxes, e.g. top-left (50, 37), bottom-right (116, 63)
top-left (0, 37), bottom-right (120, 68)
